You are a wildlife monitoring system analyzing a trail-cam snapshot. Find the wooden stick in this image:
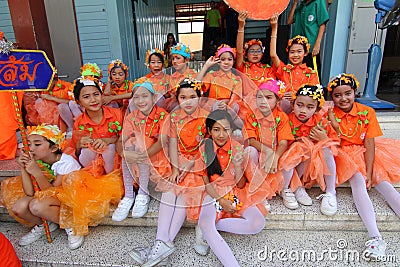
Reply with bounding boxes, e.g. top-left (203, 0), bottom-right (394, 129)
top-left (12, 91), bottom-right (52, 243)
